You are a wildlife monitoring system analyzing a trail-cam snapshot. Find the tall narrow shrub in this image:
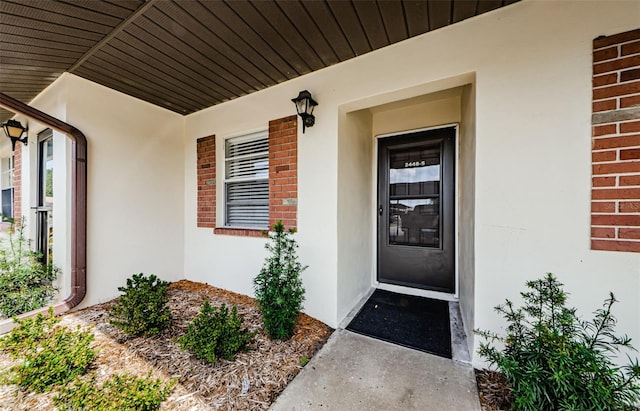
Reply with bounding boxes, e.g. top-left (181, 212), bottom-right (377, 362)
top-left (254, 221), bottom-right (306, 340)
